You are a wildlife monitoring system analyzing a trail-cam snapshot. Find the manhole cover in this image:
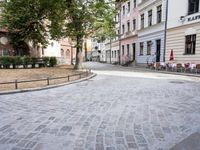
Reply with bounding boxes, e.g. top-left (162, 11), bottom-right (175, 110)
top-left (170, 81), bottom-right (185, 84)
